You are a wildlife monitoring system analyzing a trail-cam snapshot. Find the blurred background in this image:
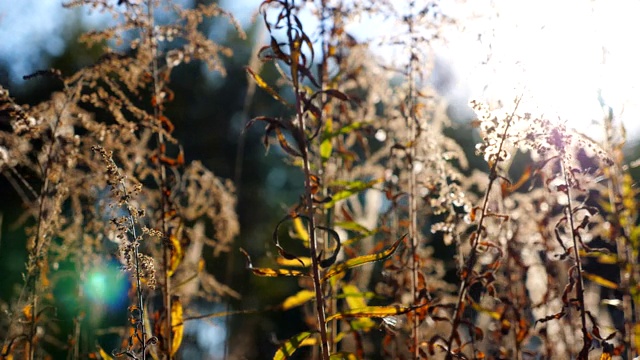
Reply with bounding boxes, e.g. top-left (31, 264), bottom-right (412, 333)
top-left (1, 0), bottom-right (639, 359)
